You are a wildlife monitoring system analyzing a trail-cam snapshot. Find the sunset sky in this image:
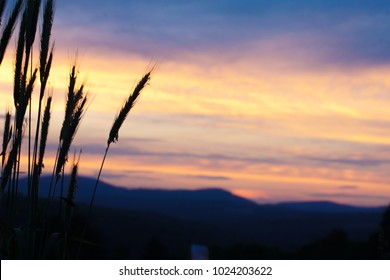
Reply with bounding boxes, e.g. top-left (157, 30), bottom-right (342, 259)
top-left (2, 0), bottom-right (390, 206)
